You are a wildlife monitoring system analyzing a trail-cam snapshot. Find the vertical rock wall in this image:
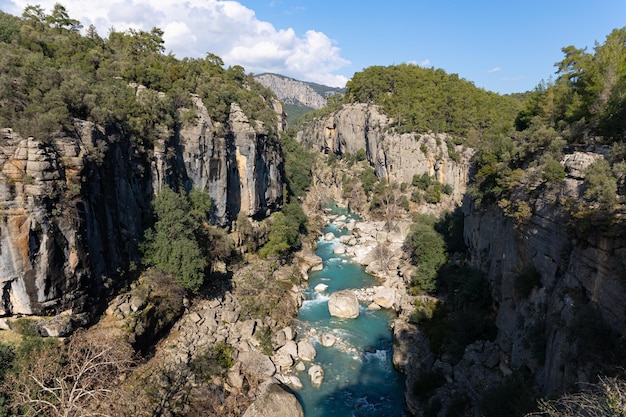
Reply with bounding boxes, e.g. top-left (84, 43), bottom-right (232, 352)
top-left (299, 103), bottom-right (473, 202)
top-left (464, 152), bottom-right (626, 396)
top-left (0, 91), bottom-right (284, 320)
